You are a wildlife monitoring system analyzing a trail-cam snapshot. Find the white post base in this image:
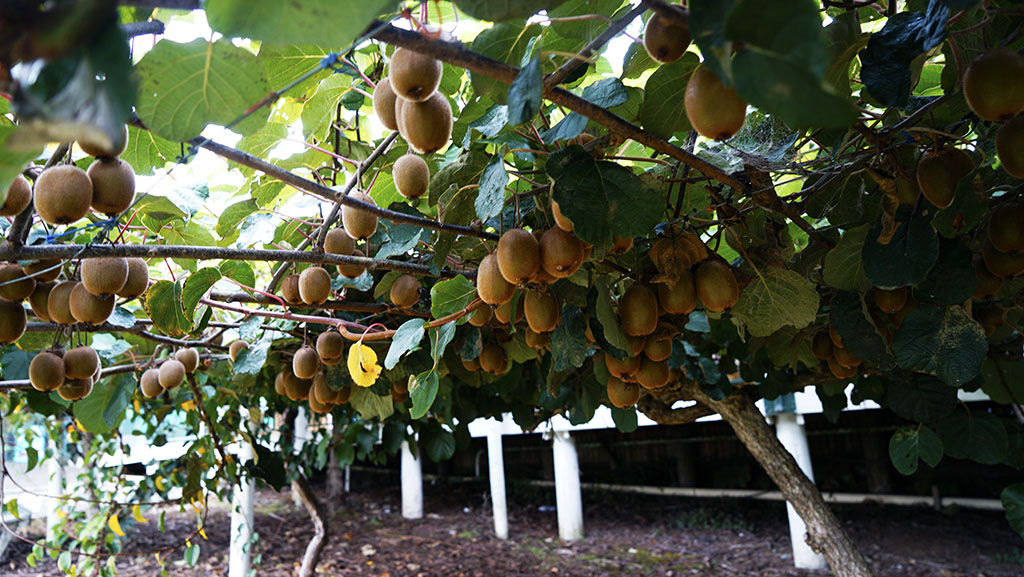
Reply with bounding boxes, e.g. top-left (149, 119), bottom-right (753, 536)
top-left (774, 413), bottom-right (827, 571)
top-left (551, 430), bottom-right (583, 541)
top-left (486, 423), bottom-right (508, 539)
top-left (401, 440), bottom-right (423, 519)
